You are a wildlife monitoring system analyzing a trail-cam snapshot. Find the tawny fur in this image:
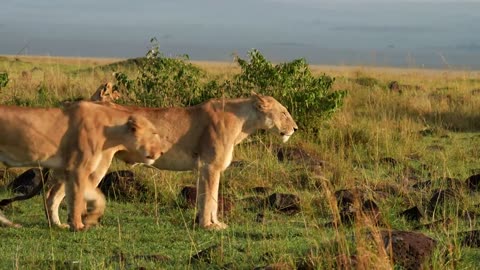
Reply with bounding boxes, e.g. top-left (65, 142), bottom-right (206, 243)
top-left (90, 82), bottom-right (122, 102)
top-left (42, 93), bottom-right (297, 230)
top-left (0, 101), bottom-right (166, 231)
